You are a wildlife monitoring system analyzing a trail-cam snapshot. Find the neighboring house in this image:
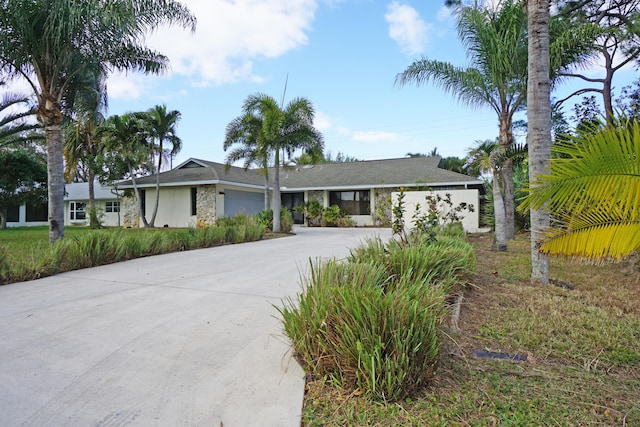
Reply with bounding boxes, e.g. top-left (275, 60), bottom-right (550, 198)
top-left (7, 181), bottom-right (122, 227)
top-left (5, 201), bottom-right (48, 227)
top-left (64, 182), bottom-right (122, 227)
top-left (118, 157), bottom-right (485, 230)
